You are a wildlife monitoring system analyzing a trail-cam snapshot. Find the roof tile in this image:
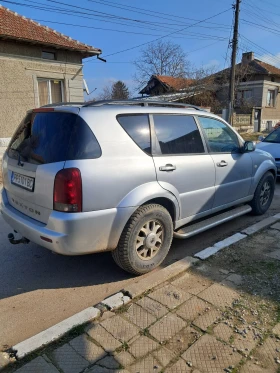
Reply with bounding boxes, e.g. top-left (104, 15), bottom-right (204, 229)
top-left (0, 5), bottom-right (101, 55)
